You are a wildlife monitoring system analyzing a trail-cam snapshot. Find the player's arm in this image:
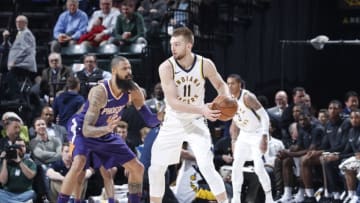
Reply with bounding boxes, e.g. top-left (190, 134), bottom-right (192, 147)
top-left (230, 120), bottom-right (240, 153)
top-left (130, 83), bottom-right (160, 127)
top-left (203, 58), bottom-right (231, 97)
top-left (244, 92), bottom-right (270, 153)
top-left (159, 60), bottom-right (220, 121)
top-left (82, 85), bottom-right (115, 138)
